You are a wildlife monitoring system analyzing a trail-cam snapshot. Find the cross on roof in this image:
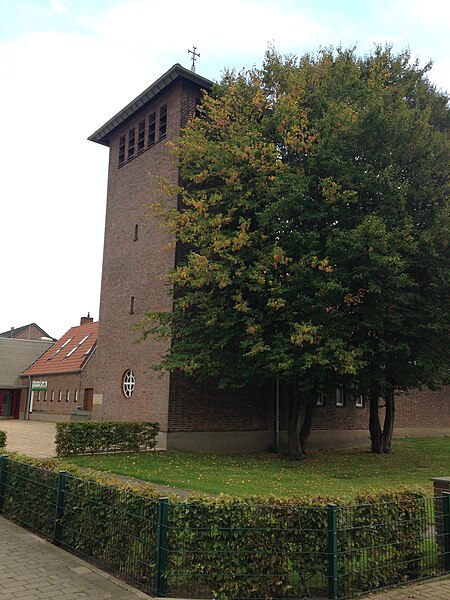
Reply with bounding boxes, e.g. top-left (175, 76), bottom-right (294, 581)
top-left (188, 46), bottom-right (200, 72)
